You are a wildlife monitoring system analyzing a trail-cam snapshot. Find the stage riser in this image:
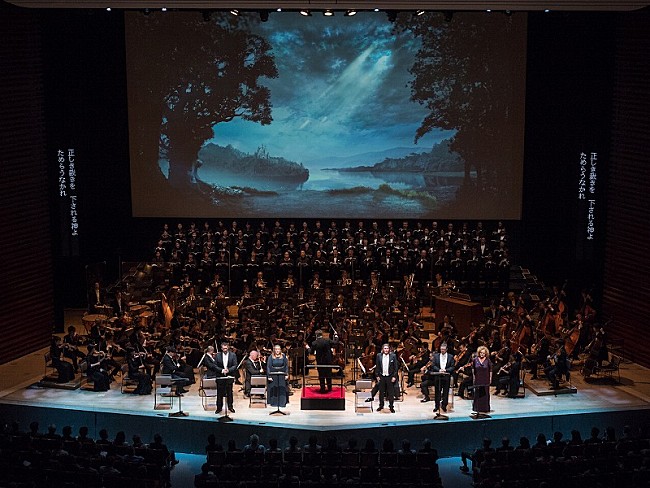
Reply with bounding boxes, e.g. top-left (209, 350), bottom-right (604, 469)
top-left (300, 398), bottom-right (346, 410)
top-left (2, 403), bottom-right (647, 458)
